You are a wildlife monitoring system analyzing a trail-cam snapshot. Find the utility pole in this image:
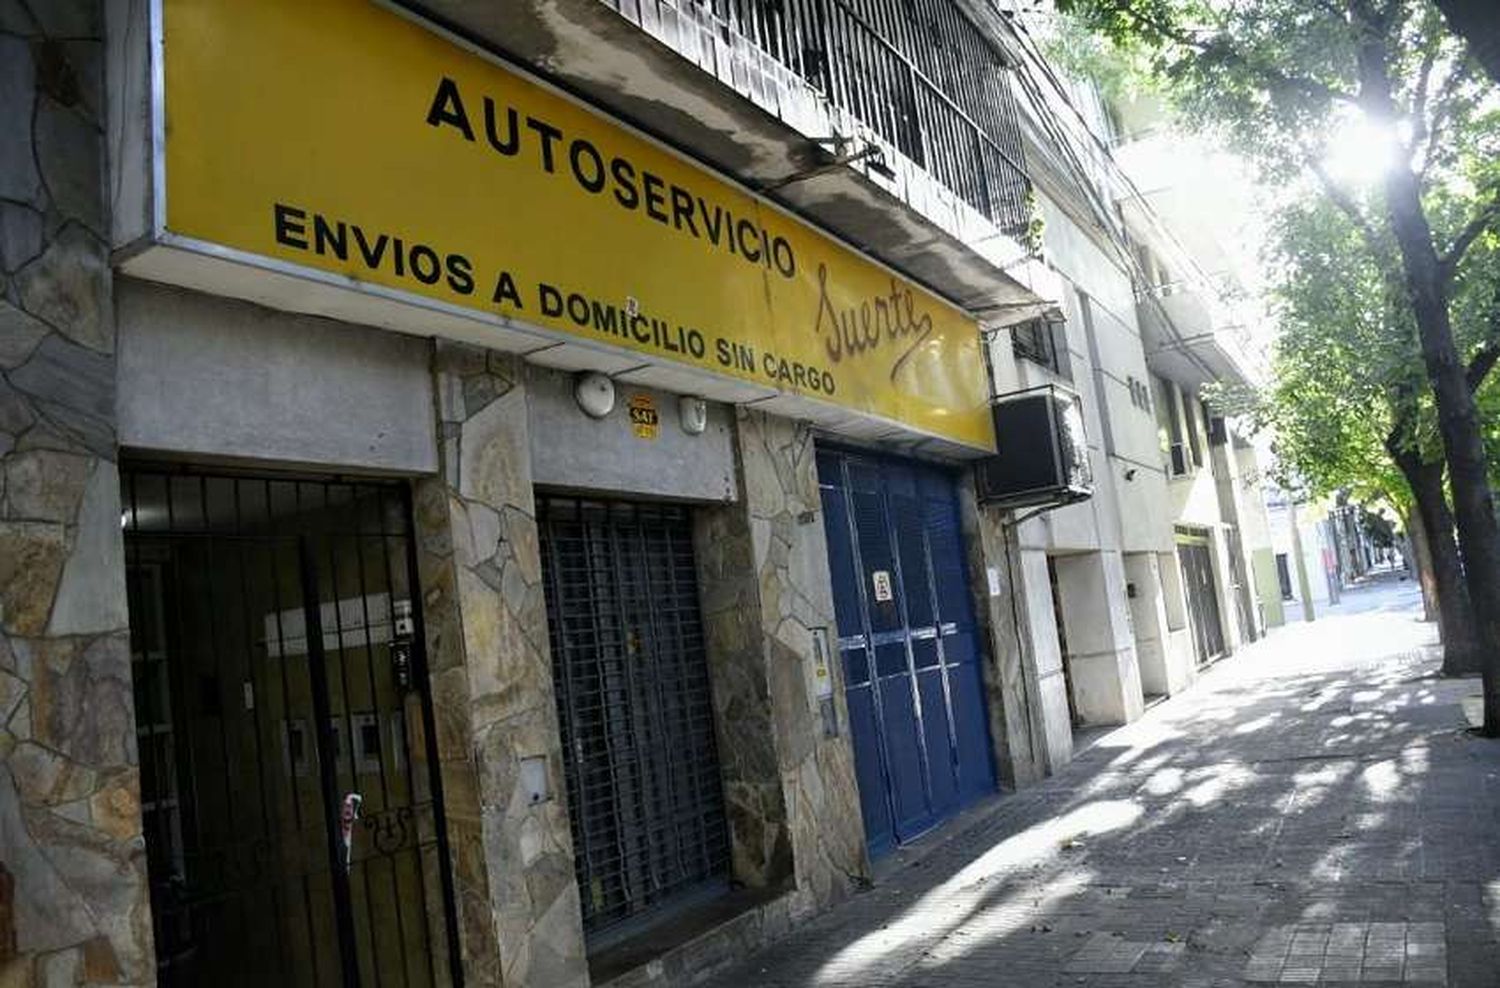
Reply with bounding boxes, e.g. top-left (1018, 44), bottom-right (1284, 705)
top-left (1288, 497), bottom-right (1316, 622)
